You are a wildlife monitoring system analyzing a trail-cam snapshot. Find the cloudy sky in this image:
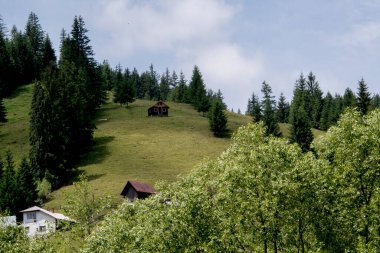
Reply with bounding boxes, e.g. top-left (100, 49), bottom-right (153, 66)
top-left (1, 0), bottom-right (380, 111)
